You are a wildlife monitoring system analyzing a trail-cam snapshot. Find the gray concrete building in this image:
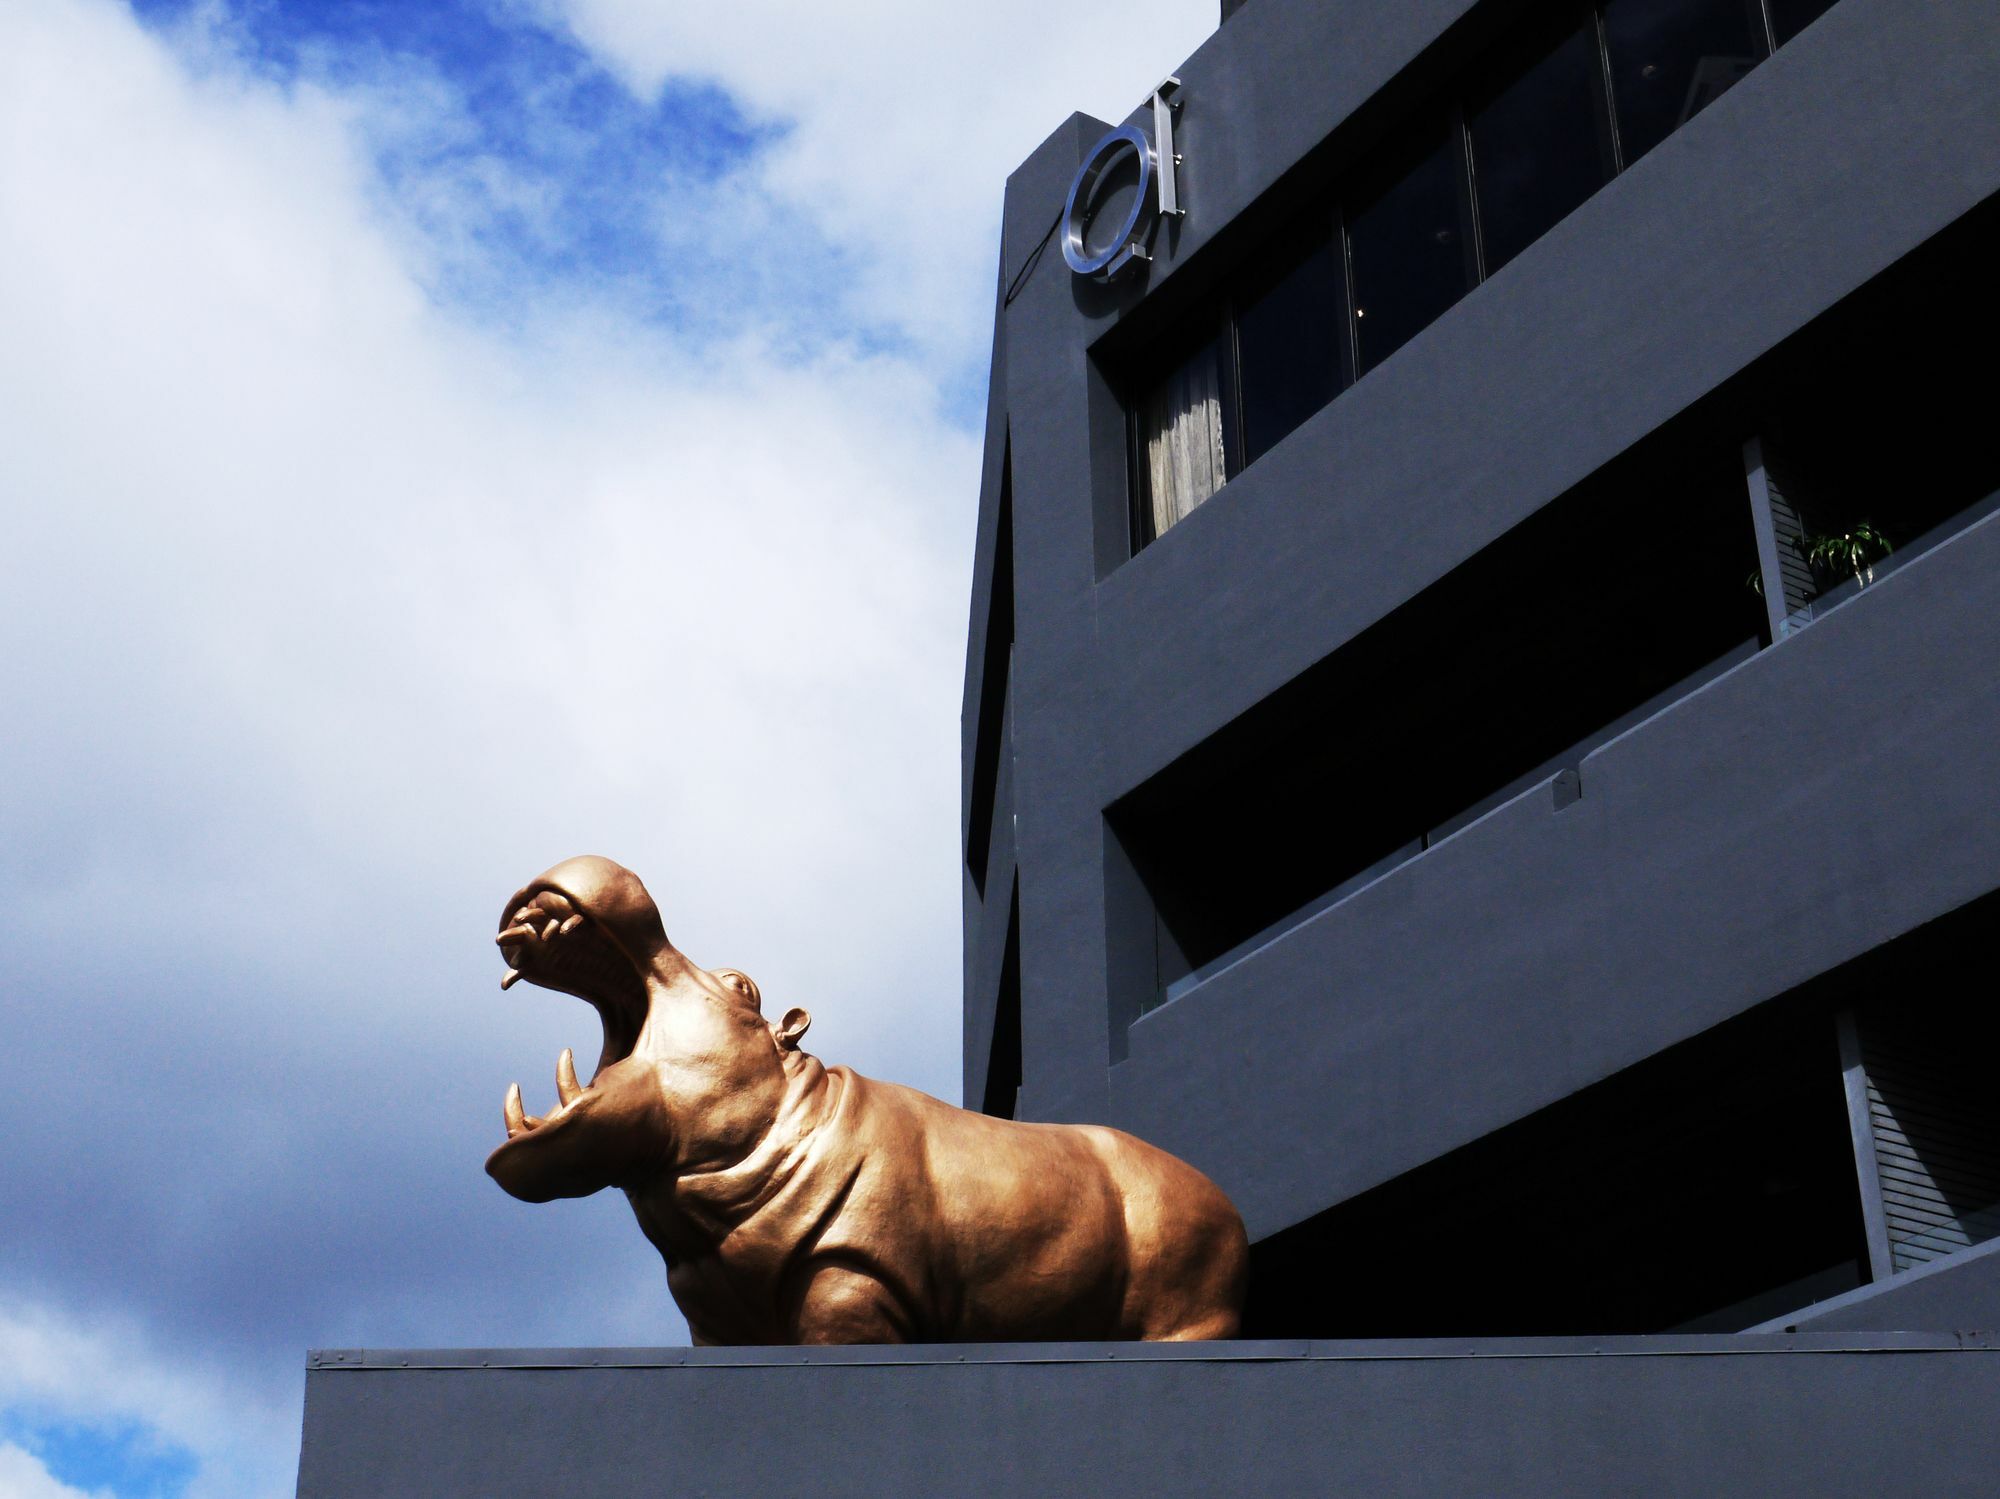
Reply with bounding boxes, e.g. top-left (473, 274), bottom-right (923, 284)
top-left (960, 0), bottom-right (2000, 1343)
top-left (299, 0), bottom-right (2000, 1489)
